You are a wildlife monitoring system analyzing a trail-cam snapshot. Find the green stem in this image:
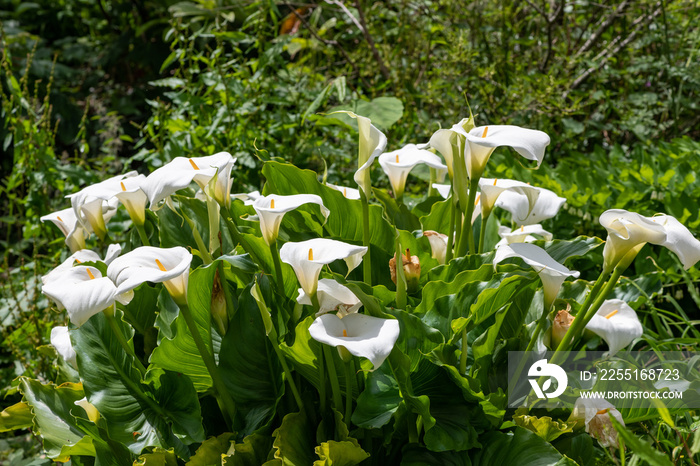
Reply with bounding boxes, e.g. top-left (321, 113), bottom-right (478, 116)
top-left (445, 193), bottom-right (456, 263)
top-left (455, 177), bottom-right (479, 257)
top-left (178, 303), bottom-right (237, 428)
top-left (318, 344), bottom-right (327, 413)
top-left (459, 327), bottom-right (468, 375)
top-left (322, 345), bottom-right (343, 414)
top-left (361, 190), bottom-right (372, 285)
top-left (268, 329), bottom-right (303, 410)
top-left (104, 310), bottom-right (147, 375)
top-left (134, 223), bottom-right (151, 247)
top-left (344, 360), bottom-right (353, 424)
top-left (269, 241), bottom-right (286, 294)
top-left (395, 234), bottom-right (407, 309)
top-left (477, 211), bottom-right (489, 254)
